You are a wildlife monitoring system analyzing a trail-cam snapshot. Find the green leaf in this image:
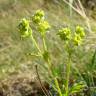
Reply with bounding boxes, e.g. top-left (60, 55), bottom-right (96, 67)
top-left (69, 81), bottom-right (86, 95)
top-left (43, 50), bottom-right (50, 62)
